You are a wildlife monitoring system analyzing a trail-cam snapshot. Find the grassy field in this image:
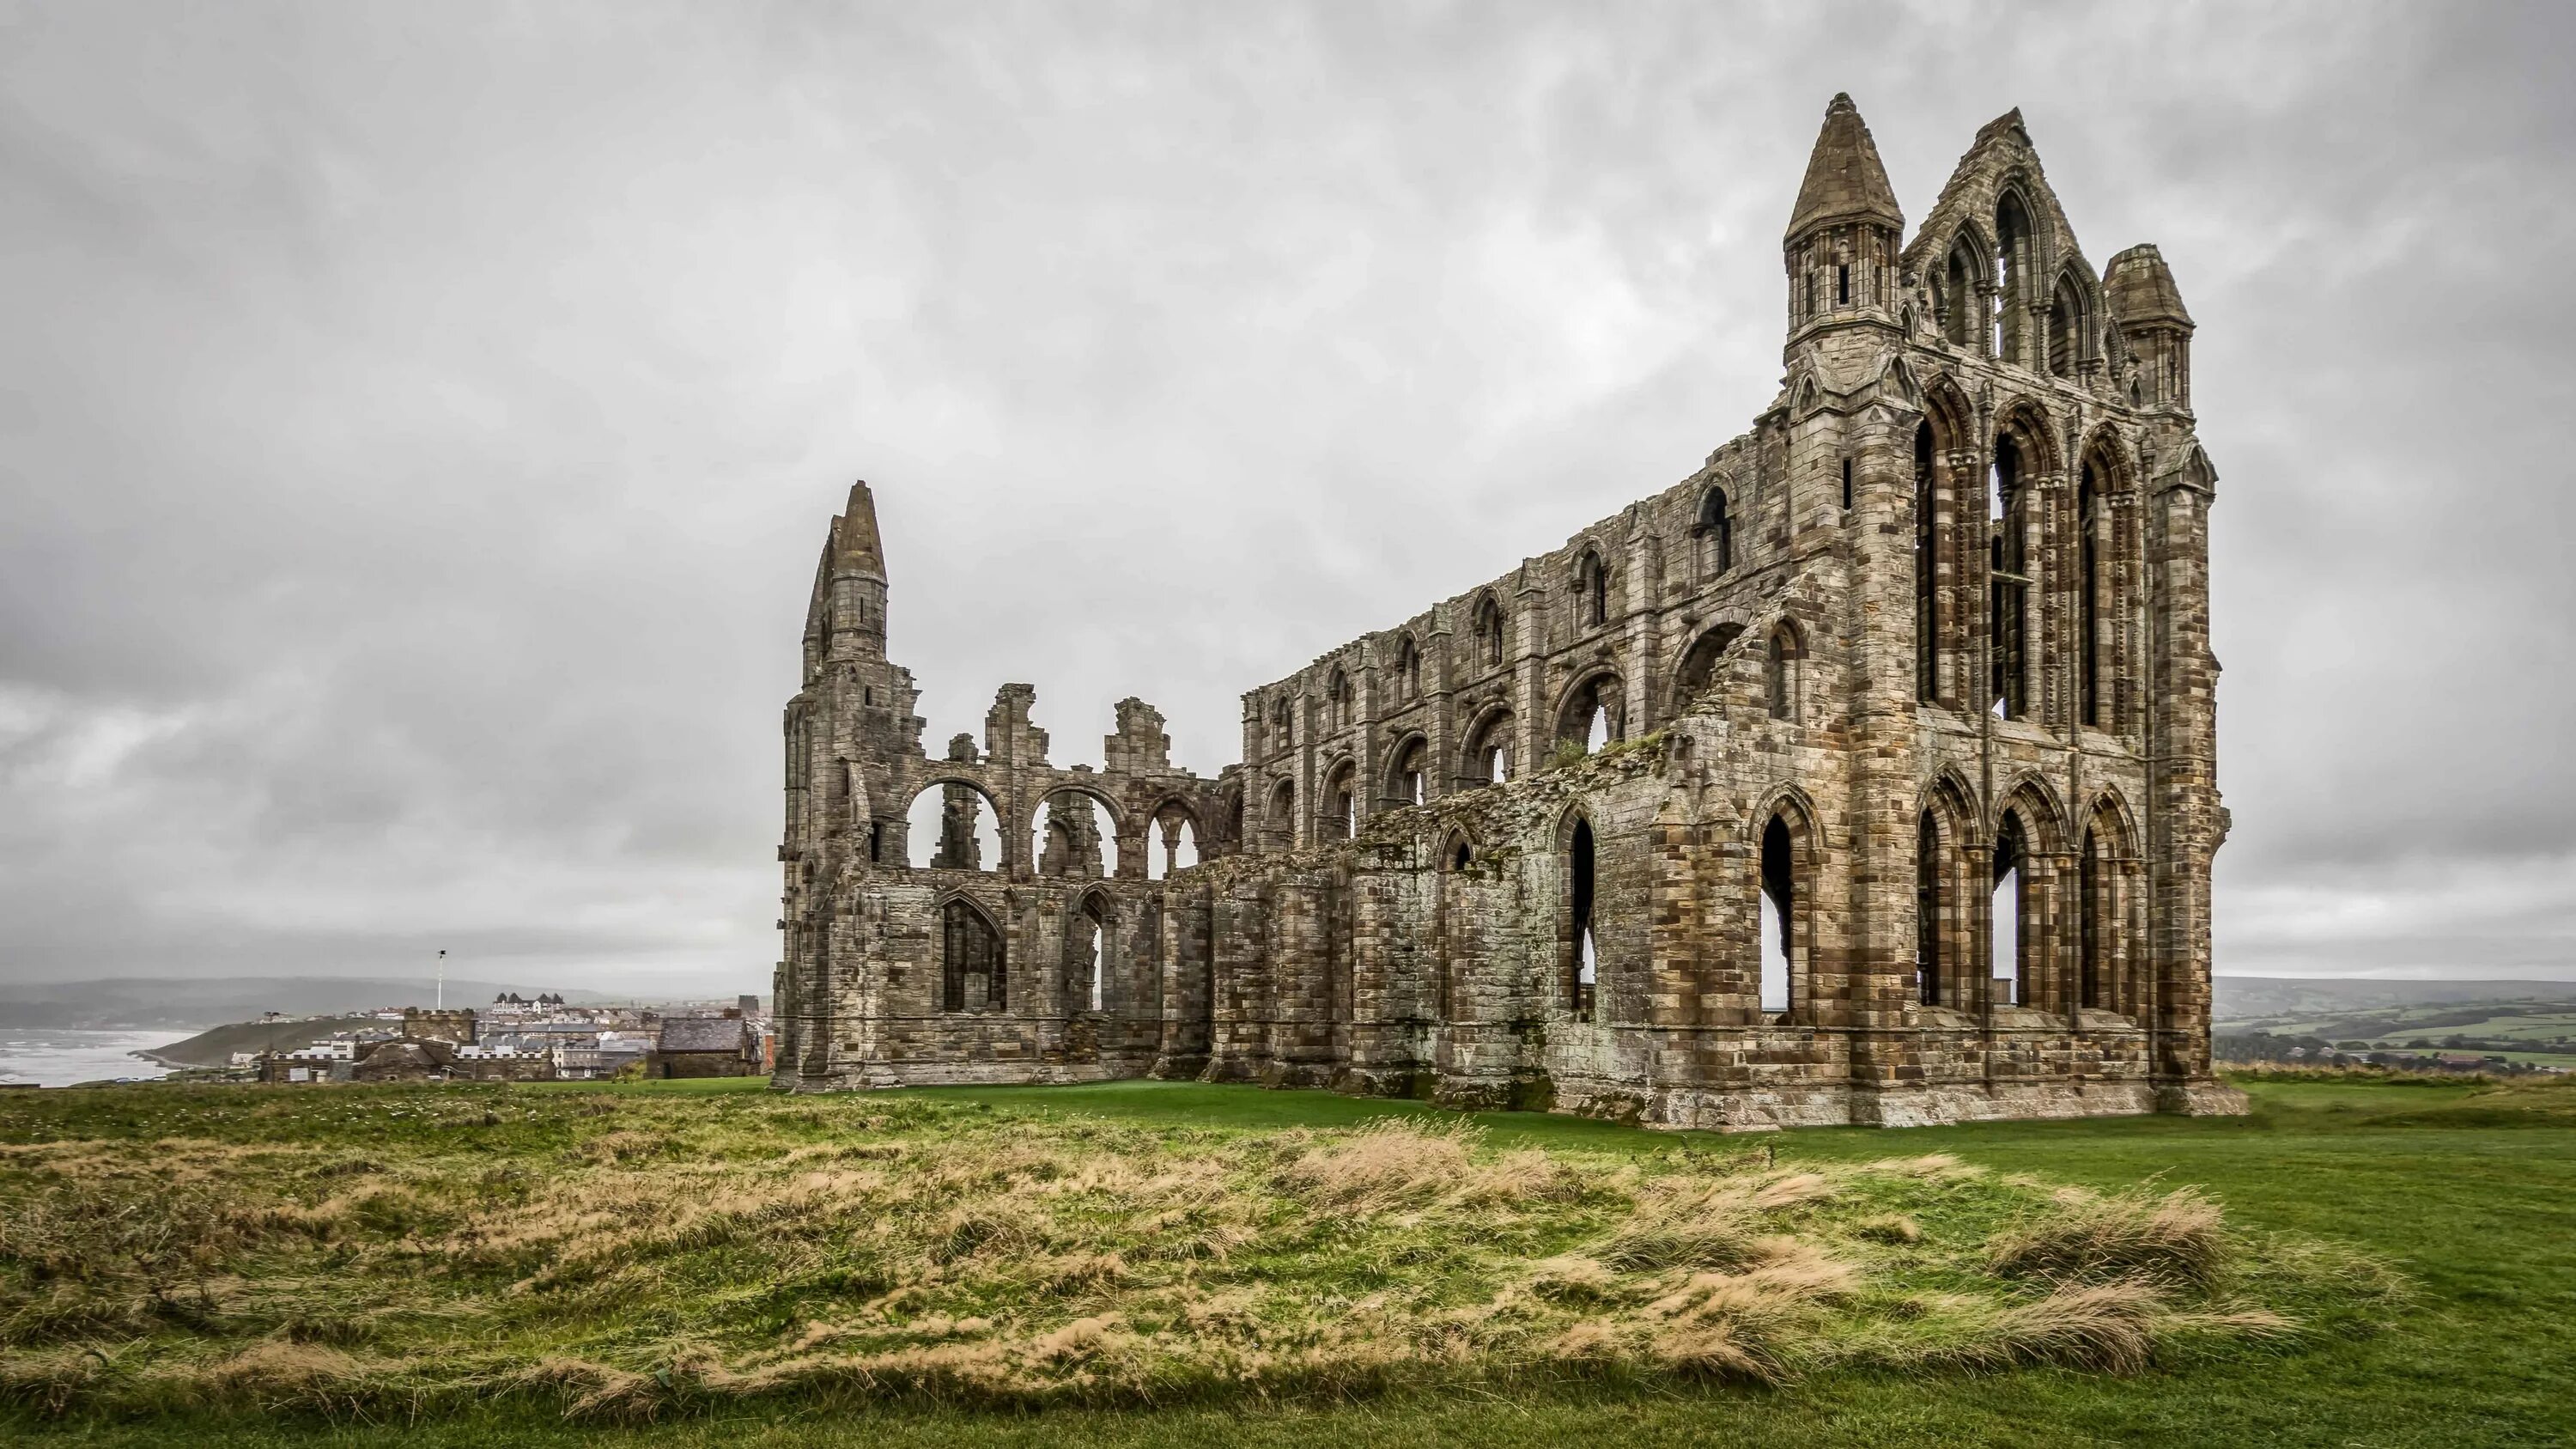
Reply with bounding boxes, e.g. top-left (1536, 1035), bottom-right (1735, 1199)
top-left (2, 1075), bottom-right (2569, 1447)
